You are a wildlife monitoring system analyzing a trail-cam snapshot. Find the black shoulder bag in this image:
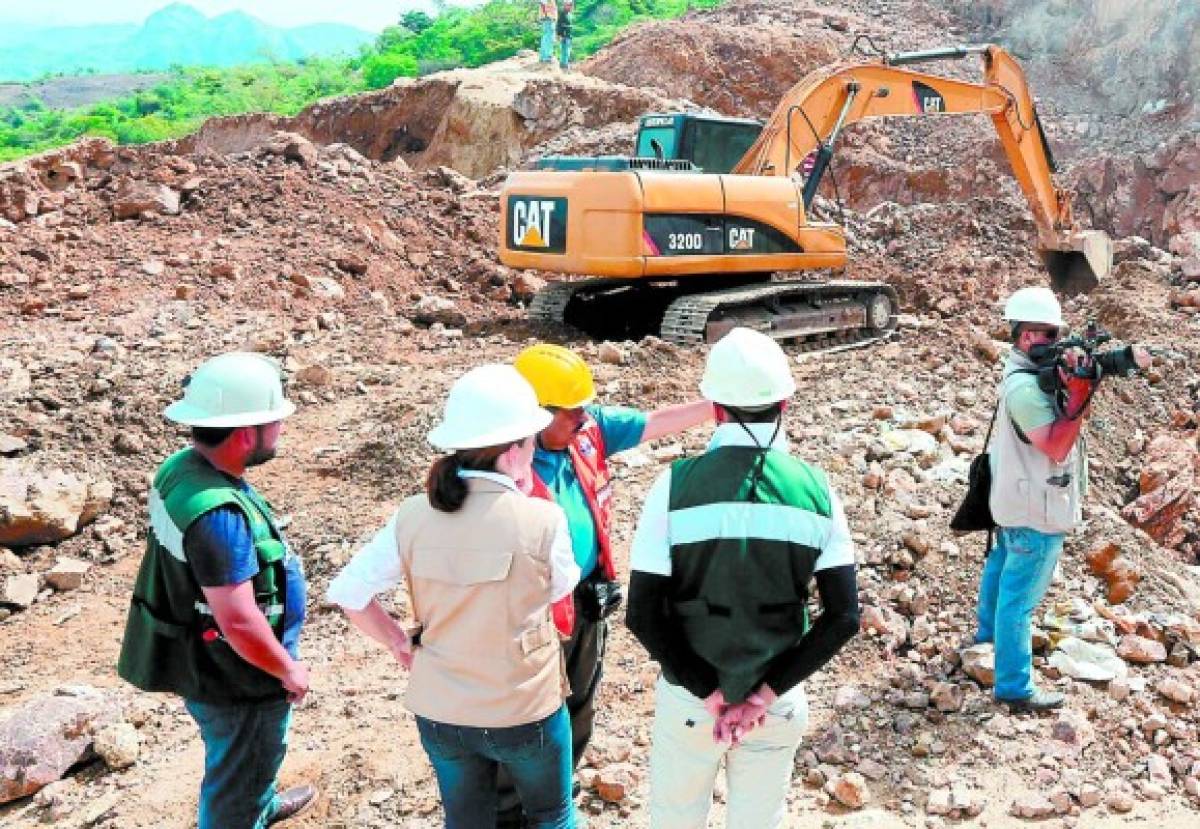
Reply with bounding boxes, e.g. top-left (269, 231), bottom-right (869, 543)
top-left (949, 403), bottom-right (999, 535)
